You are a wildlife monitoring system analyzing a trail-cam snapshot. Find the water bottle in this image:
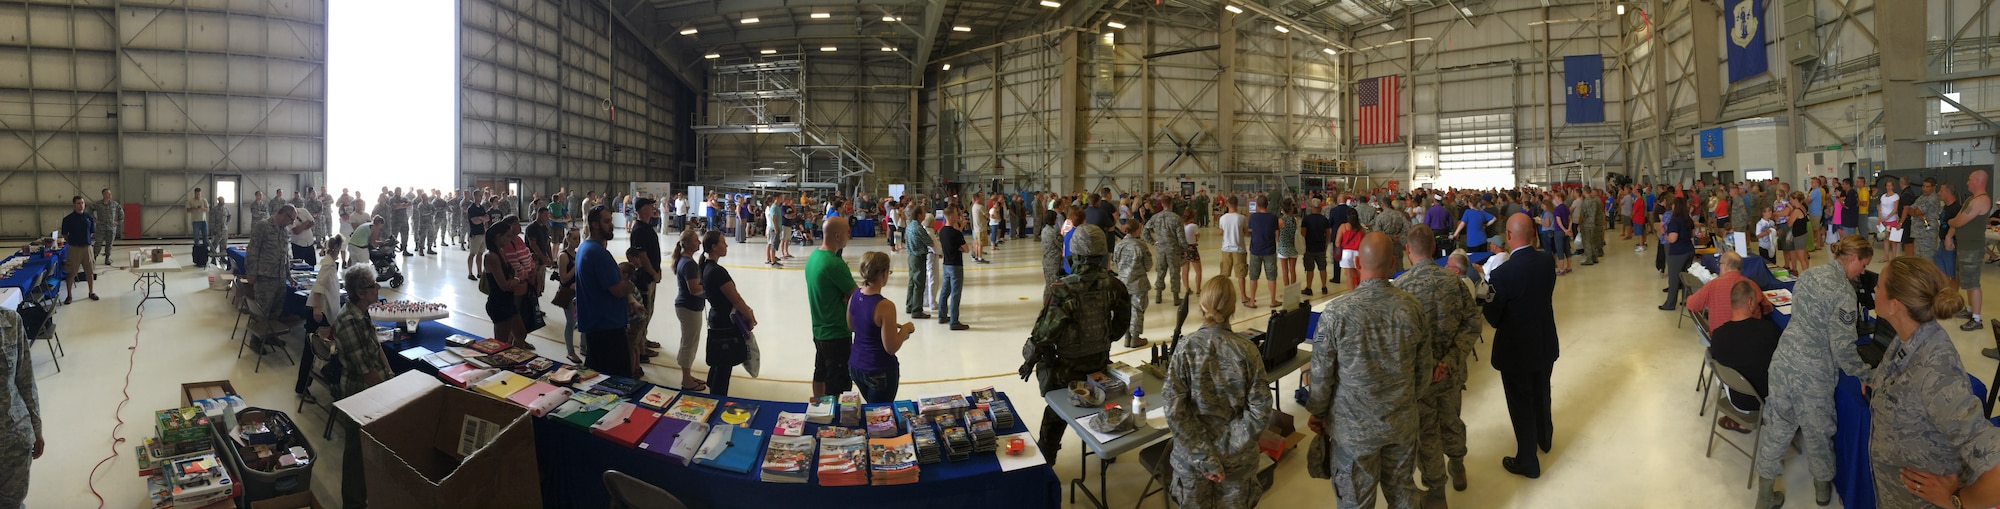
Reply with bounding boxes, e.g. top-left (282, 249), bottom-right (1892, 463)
top-left (1131, 387), bottom-right (1146, 417)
